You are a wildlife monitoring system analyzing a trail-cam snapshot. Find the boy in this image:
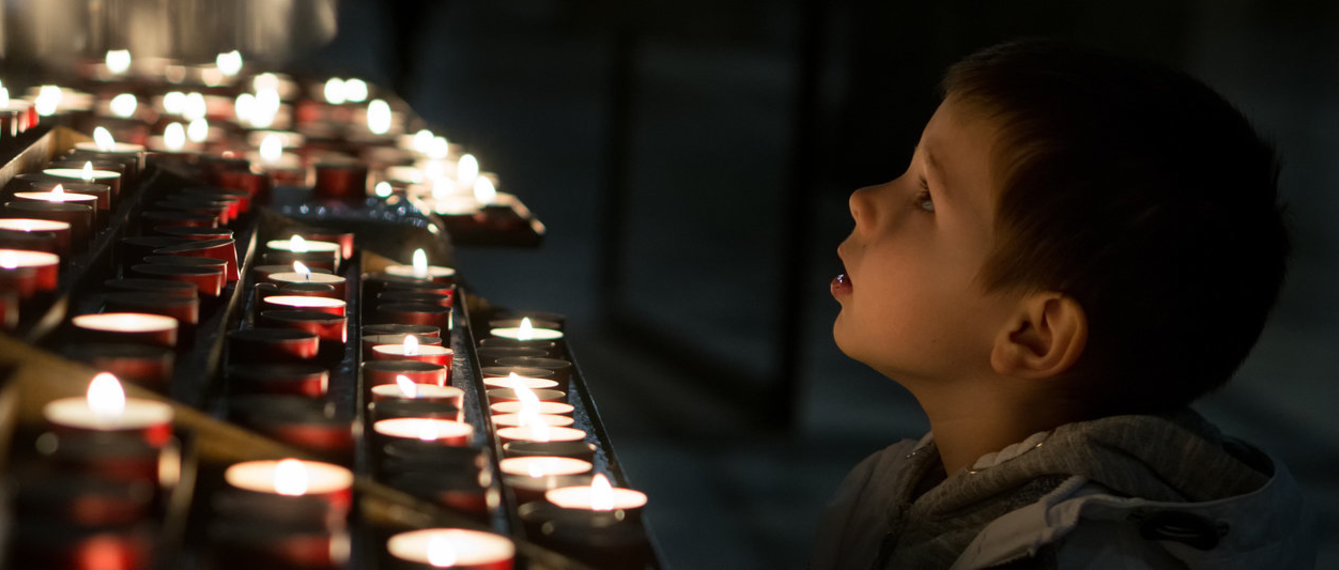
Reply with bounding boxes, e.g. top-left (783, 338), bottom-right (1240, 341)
top-left (813, 40), bottom-right (1316, 569)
